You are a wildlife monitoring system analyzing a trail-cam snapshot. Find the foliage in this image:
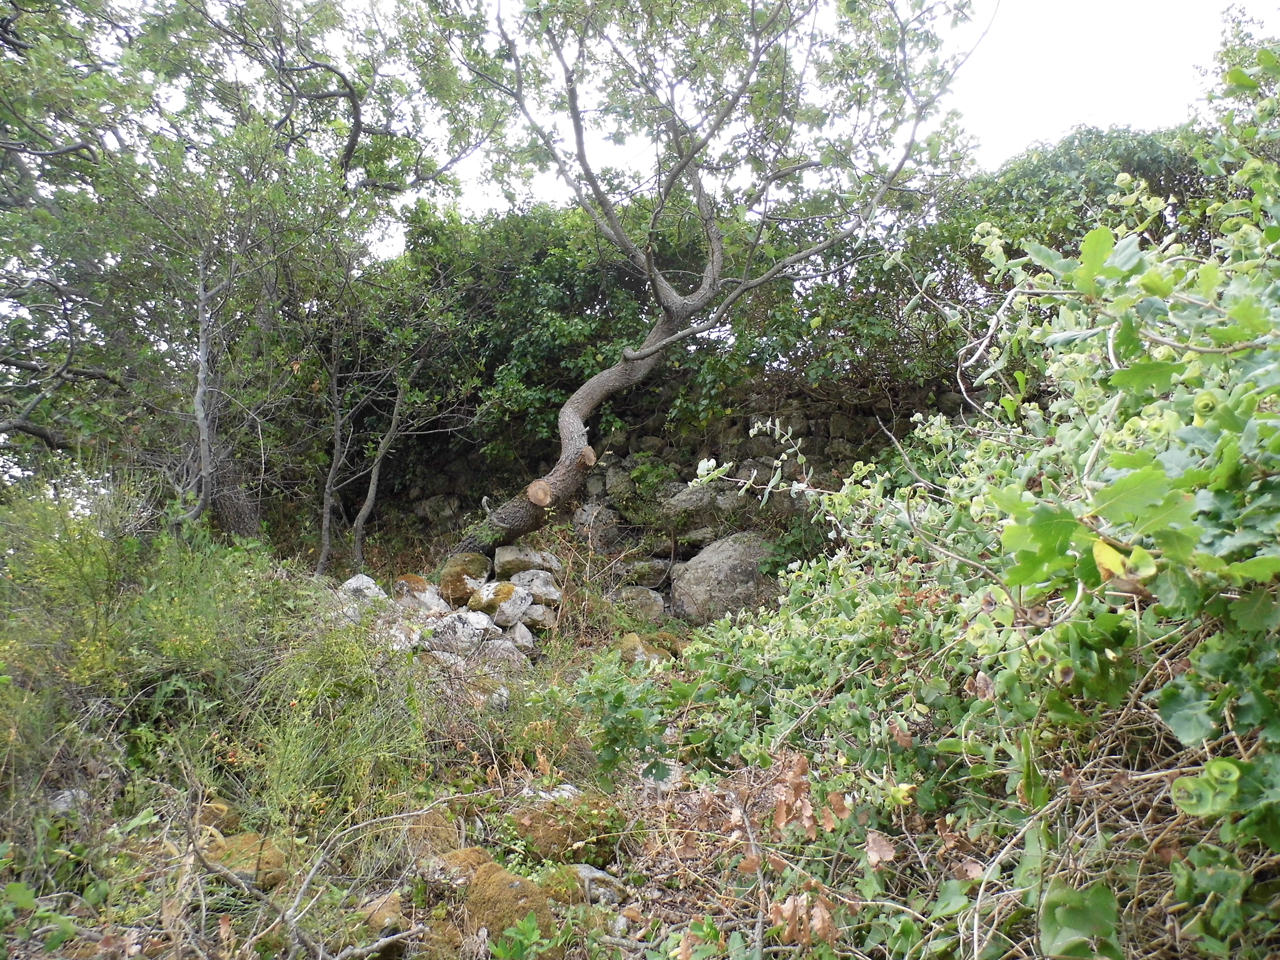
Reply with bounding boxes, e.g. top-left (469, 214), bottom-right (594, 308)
top-left (574, 44), bottom-right (1280, 959)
